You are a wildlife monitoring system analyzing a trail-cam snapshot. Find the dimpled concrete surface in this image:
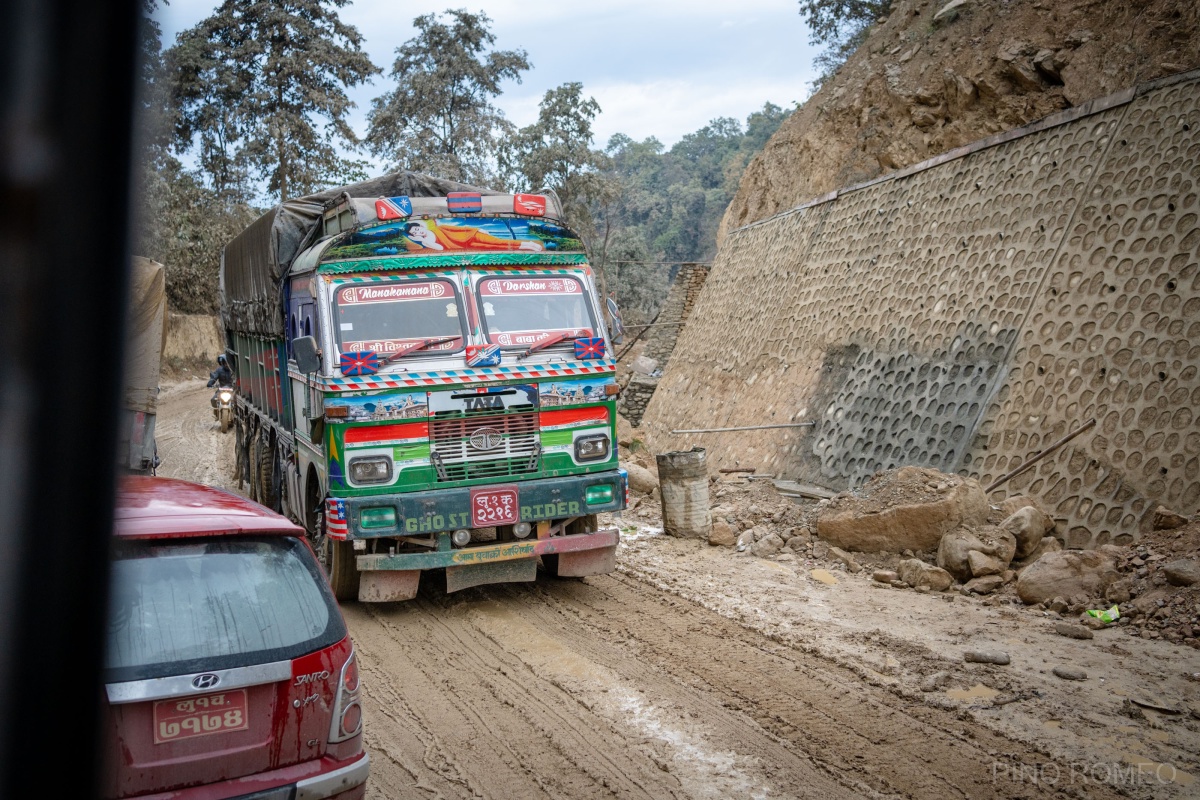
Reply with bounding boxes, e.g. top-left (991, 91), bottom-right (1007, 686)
top-left (641, 70), bottom-right (1200, 546)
